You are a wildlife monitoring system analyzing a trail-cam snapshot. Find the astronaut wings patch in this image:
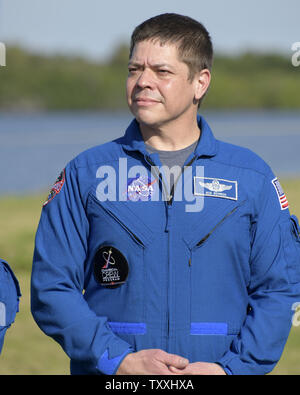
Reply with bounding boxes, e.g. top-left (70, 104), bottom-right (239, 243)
top-left (194, 177), bottom-right (238, 200)
top-left (43, 169), bottom-right (66, 207)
